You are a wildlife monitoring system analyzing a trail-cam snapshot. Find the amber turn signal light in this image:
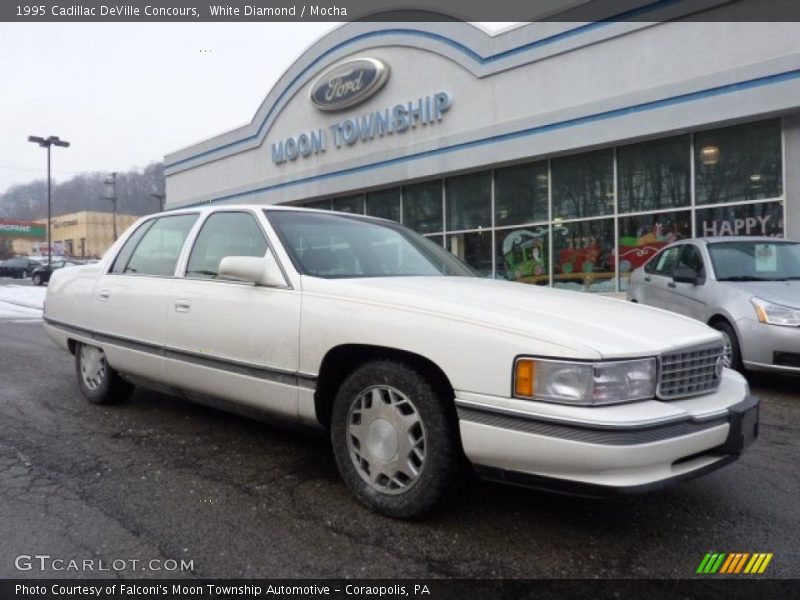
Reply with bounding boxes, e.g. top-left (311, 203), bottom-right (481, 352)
top-left (515, 359), bottom-right (535, 398)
